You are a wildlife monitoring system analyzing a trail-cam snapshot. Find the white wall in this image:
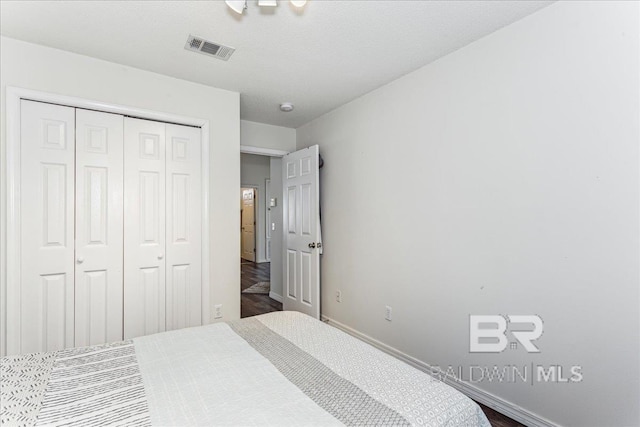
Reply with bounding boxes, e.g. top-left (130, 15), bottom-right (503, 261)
top-left (269, 157), bottom-right (284, 300)
top-left (241, 120), bottom-right (296, 153)
top-left (241, 153), bottom-right (271, 263)
top-left (0, 36), bottom-right (241, 356)
top-left (296, 2), bottom-right (639, 426)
